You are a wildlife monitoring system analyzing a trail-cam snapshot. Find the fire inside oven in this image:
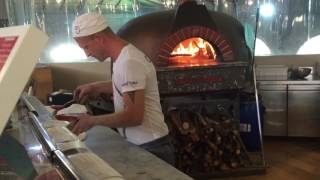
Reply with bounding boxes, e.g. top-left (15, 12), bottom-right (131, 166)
top-left (169, 37), bottom-right (219, 66)
top-left (157, 24), bottom-right (236, 68)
